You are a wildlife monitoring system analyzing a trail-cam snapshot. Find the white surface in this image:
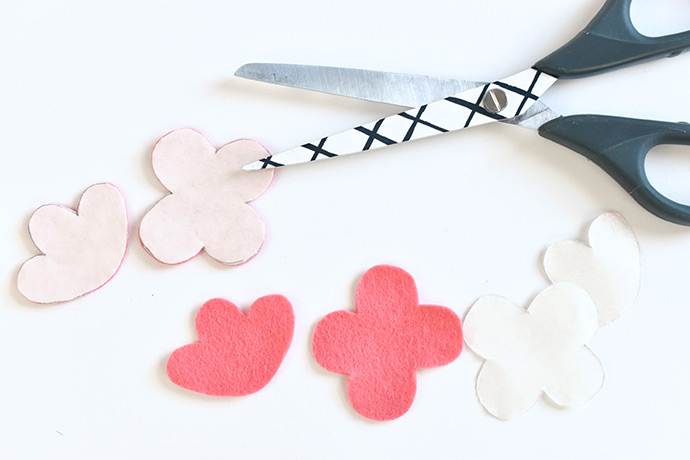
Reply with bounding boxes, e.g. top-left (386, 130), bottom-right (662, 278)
top-left (2, 0), bottom-right (690, 458)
